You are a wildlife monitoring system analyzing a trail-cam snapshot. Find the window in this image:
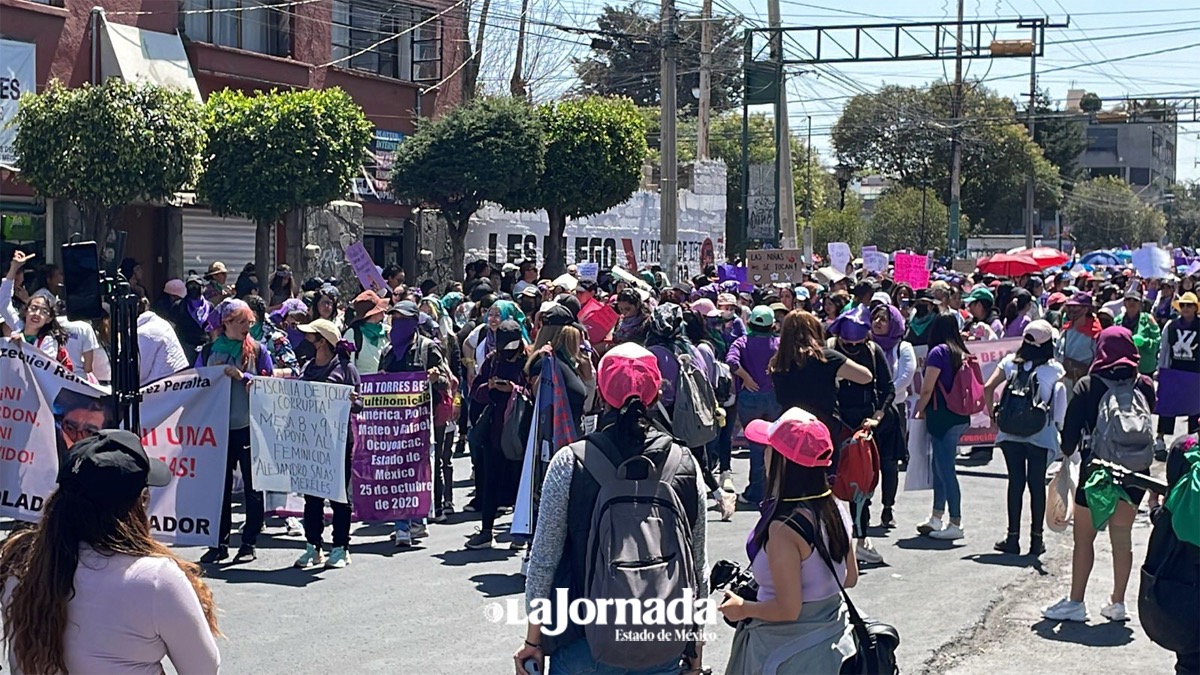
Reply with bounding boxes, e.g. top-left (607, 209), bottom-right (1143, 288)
top-left (1086, 127), bottom-right (1118, 153)
top-left (1089, 167), bottom-right (1124, 180)
top-left (331, 0), bottom-right (442, 82)
top-left (182, 0), bottom-right (291, 57)
top-left (1129, 167), bottom-right (1151, 185)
